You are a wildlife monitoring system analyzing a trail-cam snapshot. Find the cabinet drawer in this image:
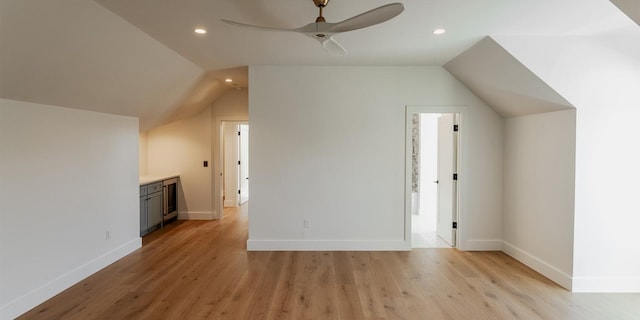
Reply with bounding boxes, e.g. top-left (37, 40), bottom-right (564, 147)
top-left (140, 185), bottom-right (148, 197)
top-left (147, 182), bottom-right (163, 193)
